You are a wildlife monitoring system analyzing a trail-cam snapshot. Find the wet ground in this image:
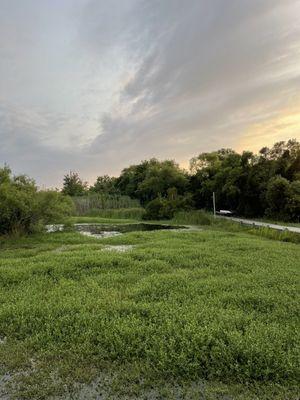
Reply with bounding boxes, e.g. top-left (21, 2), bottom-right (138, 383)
top-left (47, 223), bottom-right (186, 238)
